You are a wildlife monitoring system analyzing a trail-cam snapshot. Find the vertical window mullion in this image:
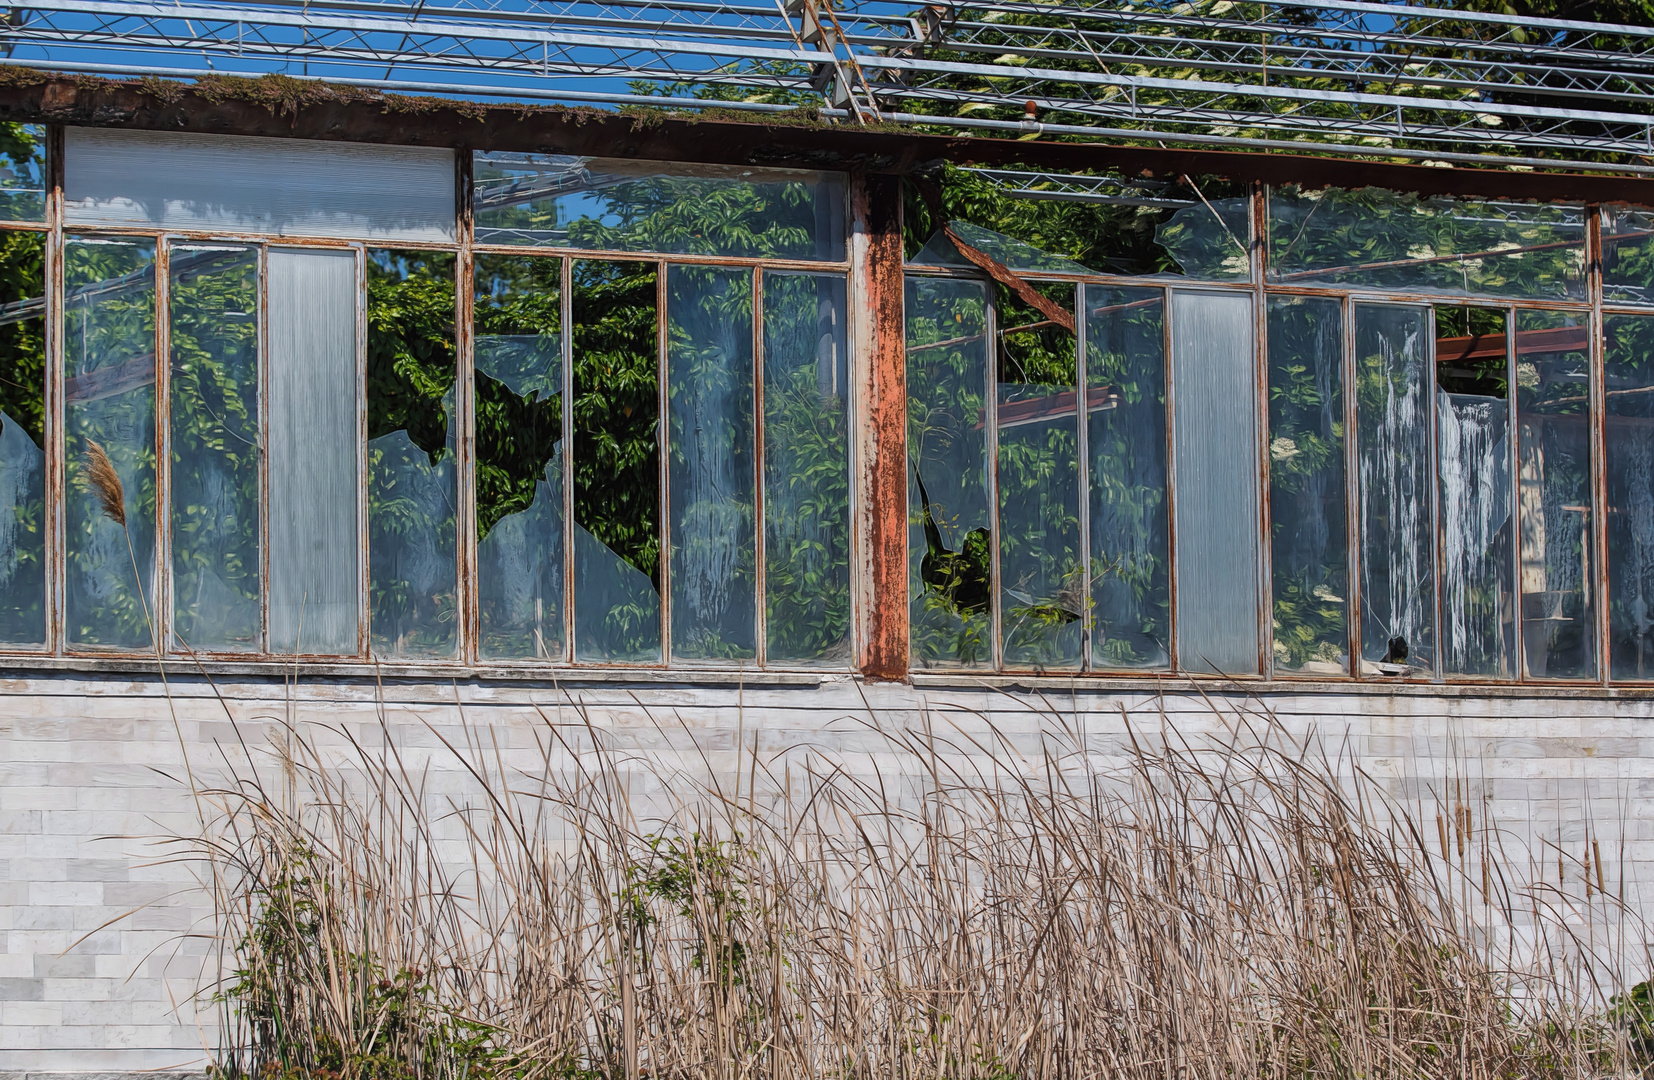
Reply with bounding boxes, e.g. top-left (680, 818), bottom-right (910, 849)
top-left (1428, 304), bottom-right (1444, 681)
top-left (1342, 295), bottom-right (1361, 676)
top-left (562, 254), bottom-right (575, 666)
top-left (1252, 182), bottom-right (1272, 680)
top-left (752, 264), bottom-right (766, 669)
top-left (657, 258), bottom-right (671, 666)
top-left (257, 242), bottom-right (269, 655)
top-left (1589, 207), bottom-right (1610, 686)
top-left (986, 282), bottom-right (1002, 672)
top-left (153, 236), bottom-right (171, 654)
top-left (1162, 287), bottom-right (1178, 673)
top-left (457, 152), bottom-right (477, 666)
top-left (1075, 282), bottom-right (1091, 674)
top-left (356, 243), bottom-right (370, 657)
top-left (45, 125), bottom-right (62, 656)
